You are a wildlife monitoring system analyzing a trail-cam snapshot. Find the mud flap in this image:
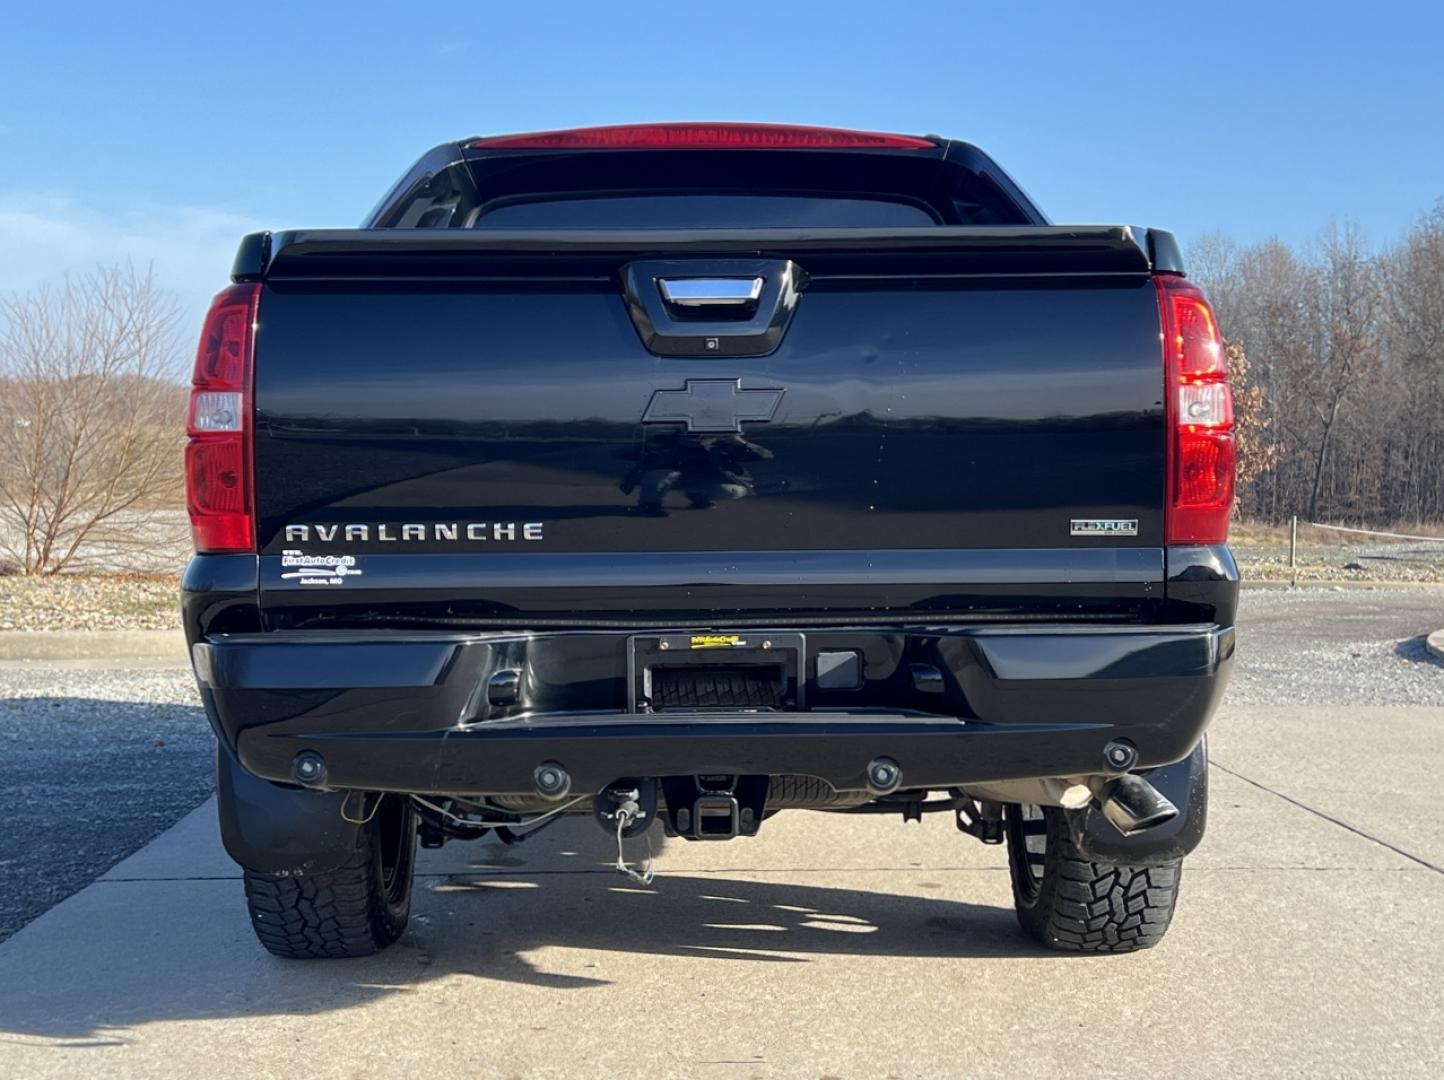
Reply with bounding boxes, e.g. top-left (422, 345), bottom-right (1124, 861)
top-left (1065, 738), bottom-right (1209, 866)
top-left (215, 741), bottom-right (361, 877)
